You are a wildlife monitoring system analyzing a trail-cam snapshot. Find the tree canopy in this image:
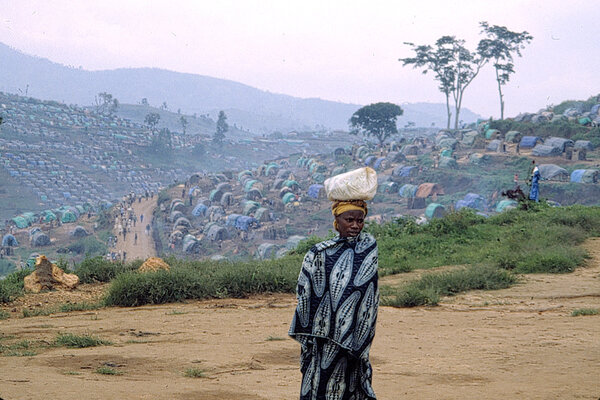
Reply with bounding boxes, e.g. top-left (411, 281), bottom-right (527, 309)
top-left (349, 102), bottom-right (403, 147)
top-left (214, 110), bottom-right (229, 146)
